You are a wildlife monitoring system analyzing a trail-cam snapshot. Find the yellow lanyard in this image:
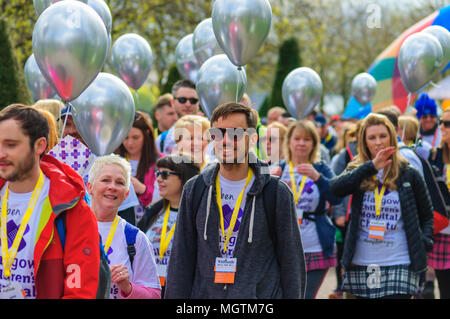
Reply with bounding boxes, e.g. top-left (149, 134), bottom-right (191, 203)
top-left (103, 215), bottom-right (119, 255)
top-left (288, 161), bottom-right (307, 205)
top-left (159, 204), bottom-right (176, 259)
top-left (1, 171), bottom-right (44, 278)
top-left (216, 169), bottom-right (253, 253)
top-left (373, 177), bottom-right (386, 216)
